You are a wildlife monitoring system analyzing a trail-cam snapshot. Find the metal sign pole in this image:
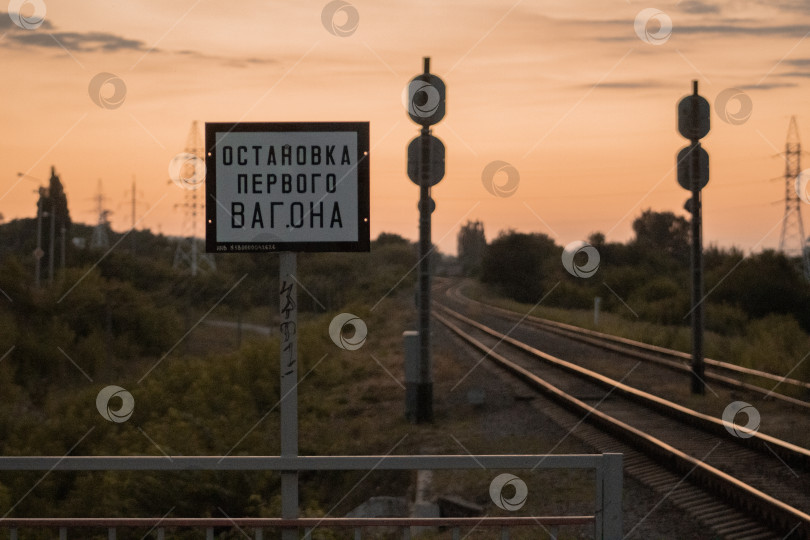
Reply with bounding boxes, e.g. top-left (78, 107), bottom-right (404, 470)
top-left (279, 252), bottom-right (298, 539)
